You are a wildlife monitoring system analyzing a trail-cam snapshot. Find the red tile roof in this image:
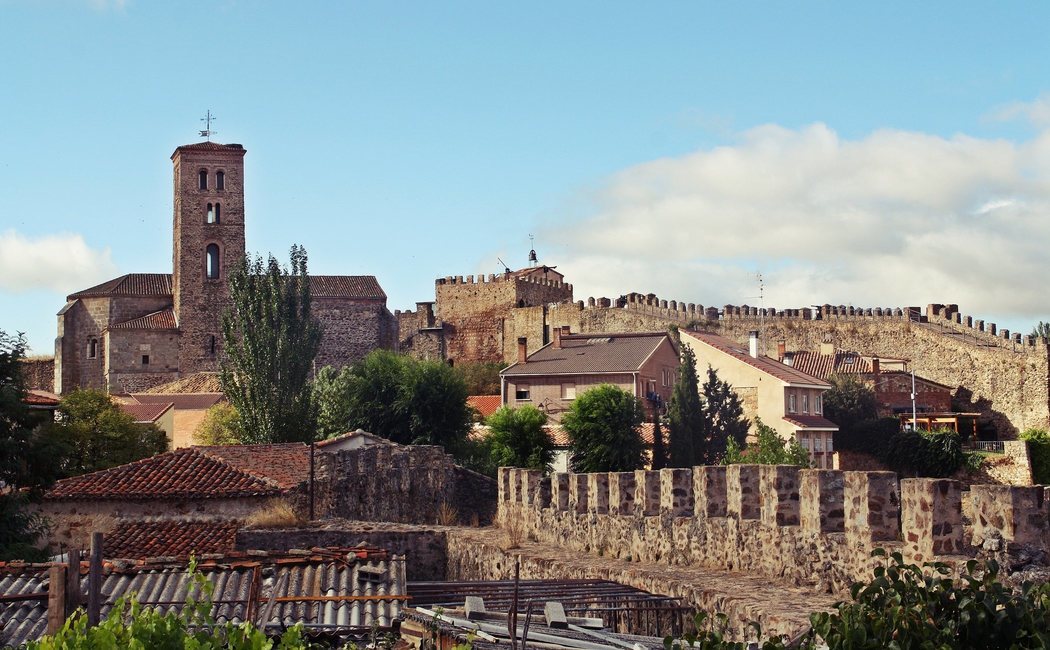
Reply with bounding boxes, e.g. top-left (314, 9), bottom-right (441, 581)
top-left (104, 520), bottom-right (240, 559)
top-left (786, 351), bottom-right (871, 379)
top-left (681, 331), bottom-right (830, 388)
top-left (783, 415), bottom-right (839, 430)
top-left (67, 273), bottom-right (173, 300)
top-left (172, 141), bottom-right (245, 154)
top-left (132, 393), bottom-right (224, 410)
top-left (45, 444), bottom-right (309, 501)
top-left (119, 401), bottom-right (173, 423)
top-left (467, 395), bottom-right (502, 419)
top-left (109, 308), bottom-right (178, 331)
top-left (23, 390), bottom-right (60, 407)
top-left (502, 332), bottom-right (673, 376)
top-left (543, 423), bottom-right (656, 447)
top-left (310, 275), bottom-right (387, 300)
